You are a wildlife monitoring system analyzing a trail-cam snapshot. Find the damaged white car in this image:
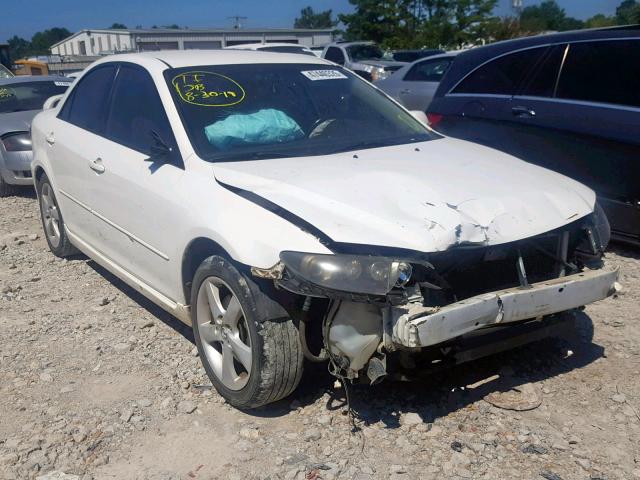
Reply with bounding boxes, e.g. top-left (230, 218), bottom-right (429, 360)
top-left (31, 51), bottom-right (619, 409)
